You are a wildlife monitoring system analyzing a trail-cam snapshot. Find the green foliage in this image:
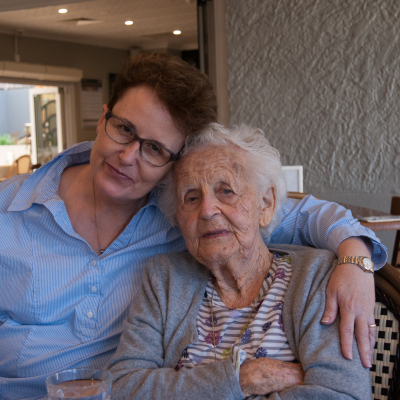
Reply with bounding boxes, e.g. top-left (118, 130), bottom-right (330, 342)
top-left (0, 134), bottom-right (14, 145)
